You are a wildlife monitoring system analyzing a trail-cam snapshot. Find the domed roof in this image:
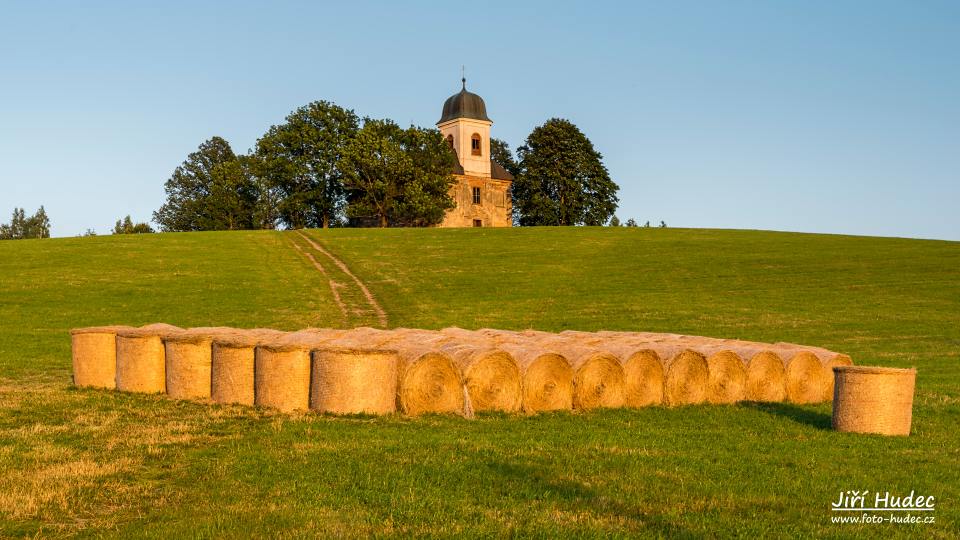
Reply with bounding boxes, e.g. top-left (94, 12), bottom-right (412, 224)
top-left (438, 79), bottom-right (491, 124)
